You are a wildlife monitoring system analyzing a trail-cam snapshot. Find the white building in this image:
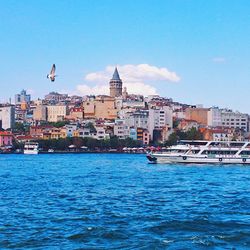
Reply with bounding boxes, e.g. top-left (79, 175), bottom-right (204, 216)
top-left (0, 105), bottom-right (15, 130)
top-left (124, 110), bottom-right (149, 129)
top-left (78, 128), bottom-right (91, 138)
top-left (207, 107), bottom-right (222, 127)
top-left (148, 106), bottom-right (173, 138)
top-left (221, 109), bottom-right (248, 132)
top-left (212, 130), bottom-right (233, 141)
top-left (122, 100), bottom-right (145, 109)
top-left (47, 105), bottom-right (68, 122)
top-left (91, 126), bottom-right (110, 140)
top-left (118, 107), bottom-right (136, 119)
top-left (207, 107), bottom-right (249, 132)
top-left (113, 119), bottom-right (129, 139)
top-left (173, 109), bottom-right (186, 119)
